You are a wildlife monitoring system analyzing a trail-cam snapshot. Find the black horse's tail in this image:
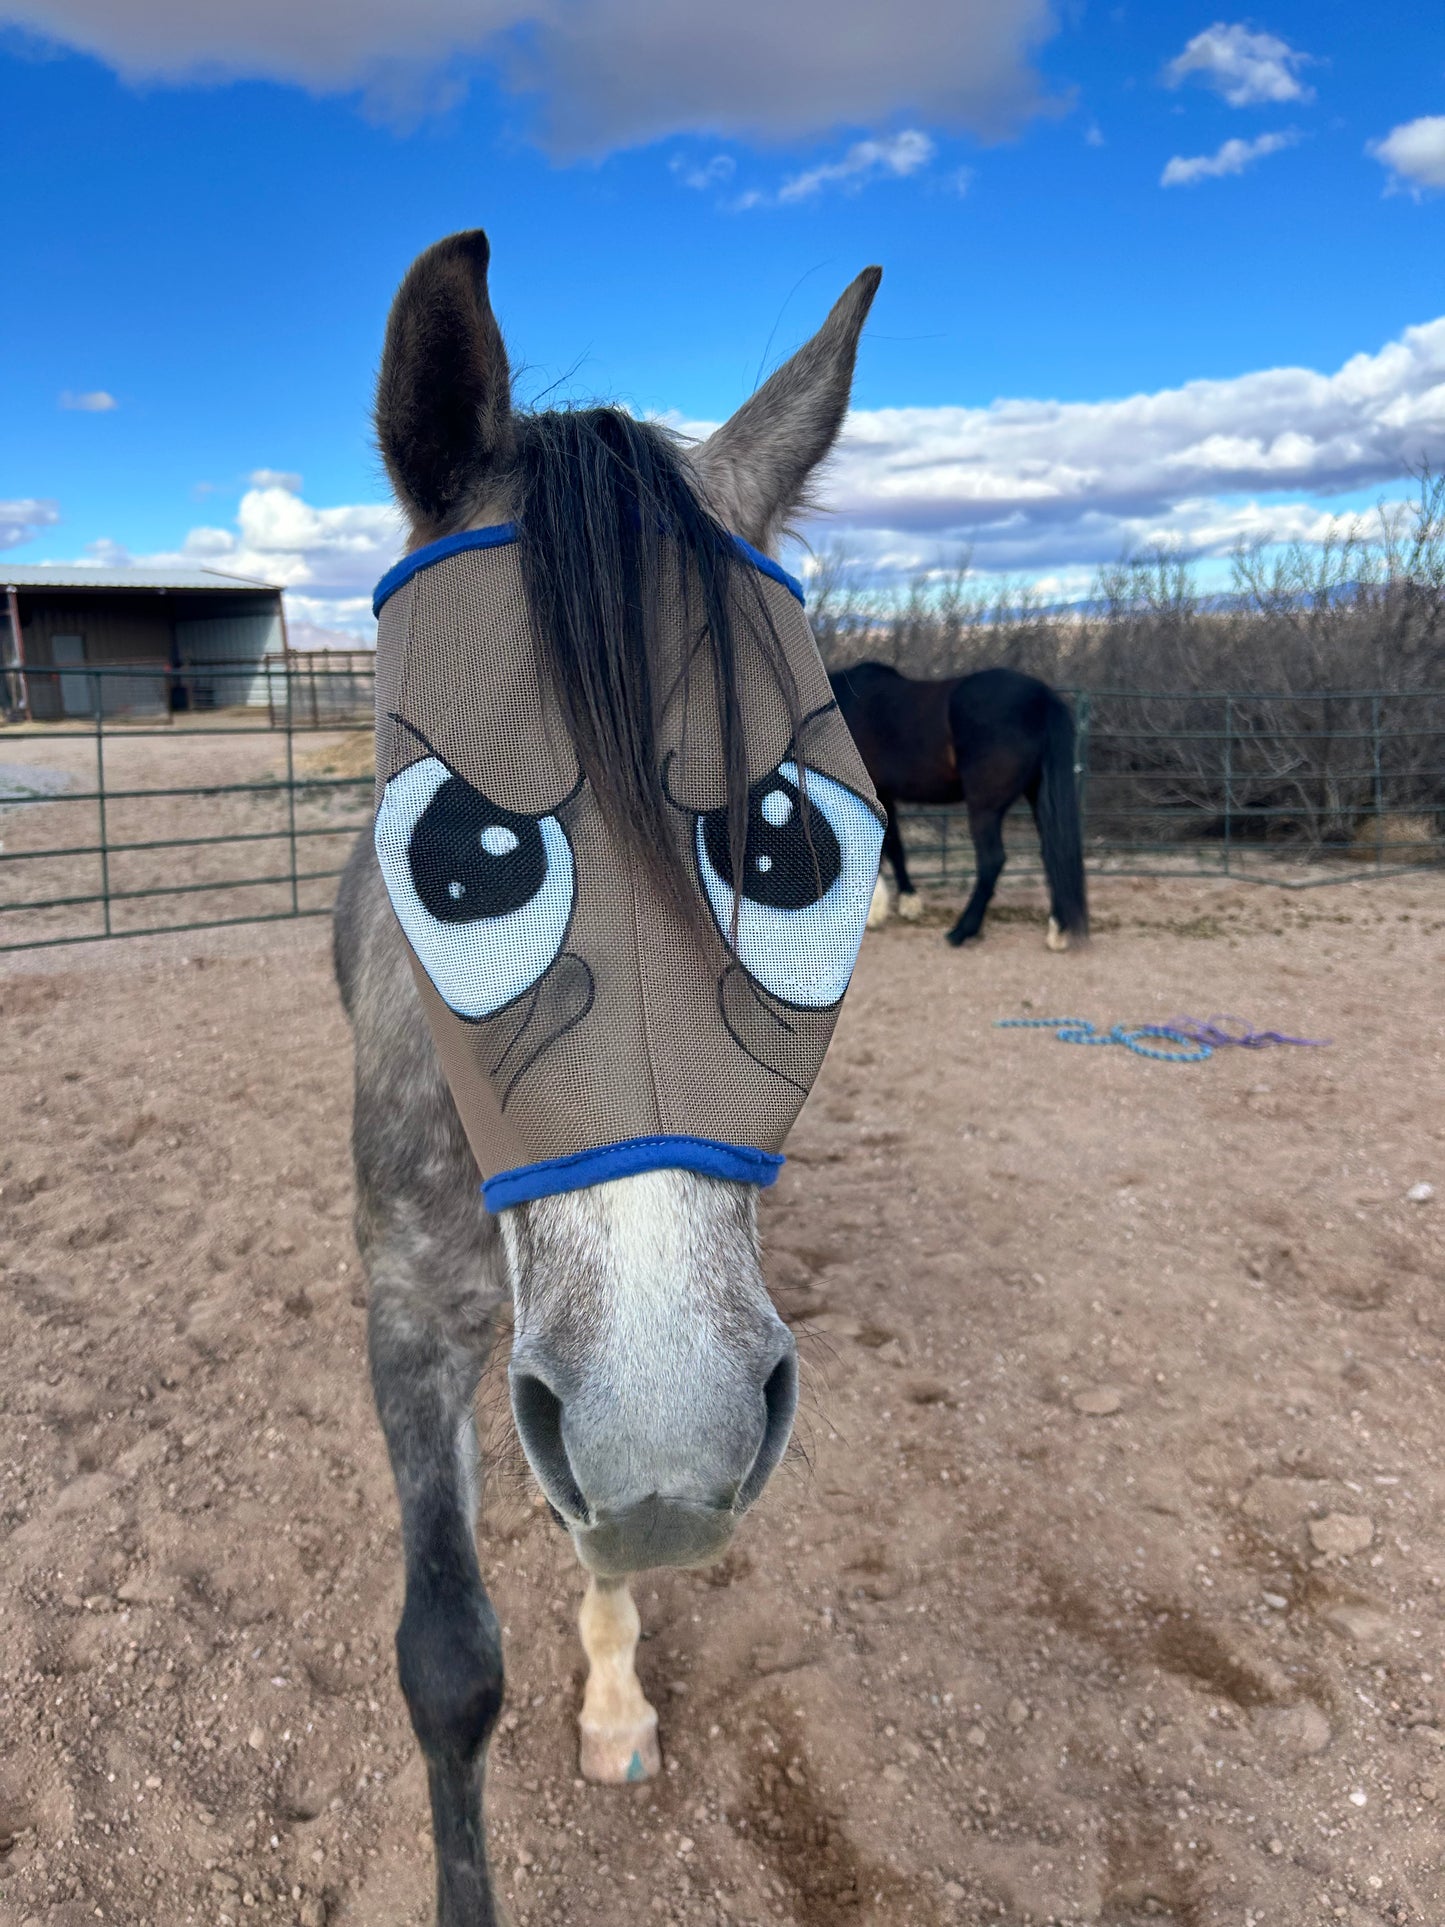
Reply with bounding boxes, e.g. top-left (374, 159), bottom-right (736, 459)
top-left (1036, 694), bottom-right (1088, 939)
